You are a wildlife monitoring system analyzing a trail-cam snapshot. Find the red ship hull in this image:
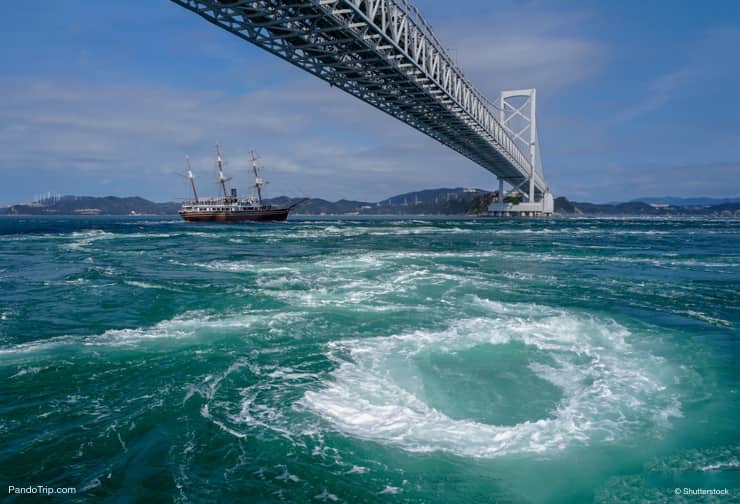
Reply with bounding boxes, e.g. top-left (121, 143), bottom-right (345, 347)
top-left (178, 207), bottom-right (290, 222)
